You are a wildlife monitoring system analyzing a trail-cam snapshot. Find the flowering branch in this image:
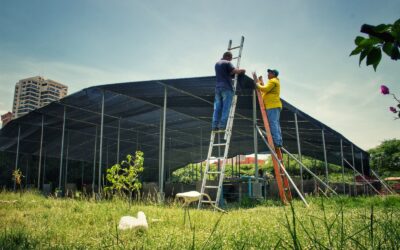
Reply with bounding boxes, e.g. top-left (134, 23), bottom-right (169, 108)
top-left (381, 85), bottom-right (400, 120)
